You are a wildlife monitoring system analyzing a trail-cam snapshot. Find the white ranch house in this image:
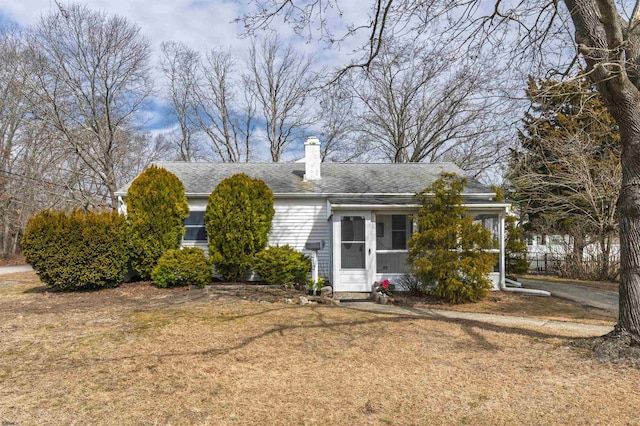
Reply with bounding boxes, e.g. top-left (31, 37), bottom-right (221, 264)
top-left (116, 137), bottom-right (510, 293)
